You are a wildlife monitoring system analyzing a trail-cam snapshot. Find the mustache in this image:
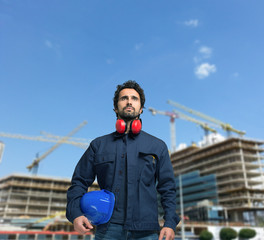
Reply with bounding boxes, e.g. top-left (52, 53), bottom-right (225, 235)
top-left (123, 106), bottom-right (135, 111)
